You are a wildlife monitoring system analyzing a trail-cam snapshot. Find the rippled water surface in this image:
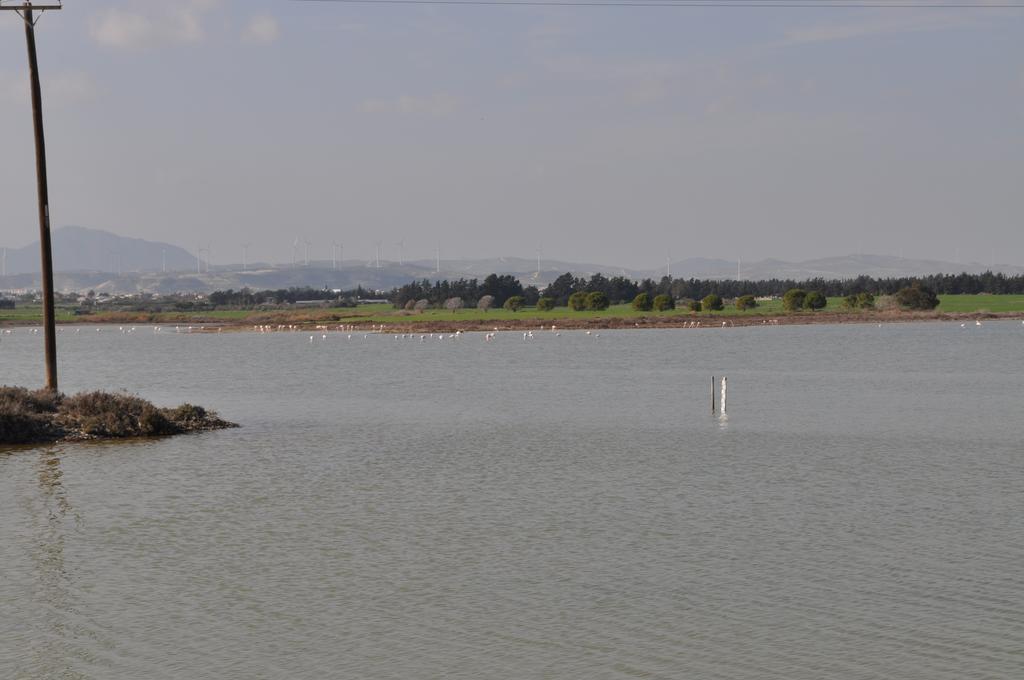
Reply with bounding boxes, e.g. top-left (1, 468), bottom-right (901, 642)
top-left (2, 321), bottom-right (1023, 679)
